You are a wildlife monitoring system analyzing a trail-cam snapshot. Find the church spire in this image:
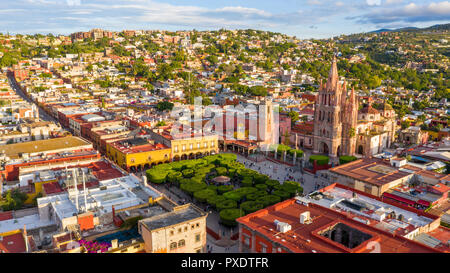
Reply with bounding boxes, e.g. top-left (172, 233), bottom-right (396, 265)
top-left (327, 55), bottom-right (339, 91)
